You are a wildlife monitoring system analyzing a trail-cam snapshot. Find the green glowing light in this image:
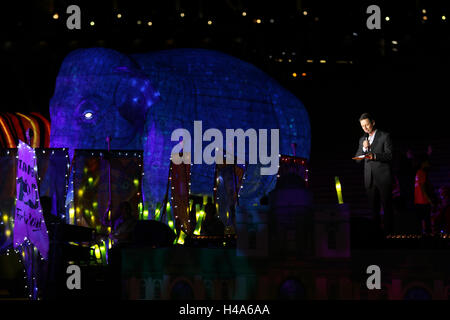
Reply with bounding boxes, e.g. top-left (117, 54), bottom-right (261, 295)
top-left (166, 202), bottom-right (173, 229)
top-left (189, 199), bottom-right (194, 213)
top-left (138, 202), bottom-right (143, 219)
top-left (193, 209), bottom-right (206, 235)
top-left (335, 176), bottom-right (344, 204)
top-left (92, 245), bottom-right (101, 259)
top-left (69, 208), bottom-right (75, 224)
top-left (176, 230), bottom-right (187, 245)
top-left (88, 177), bottom-right (93, 184)
top-left (133, 179), bottom-right (139, 187)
